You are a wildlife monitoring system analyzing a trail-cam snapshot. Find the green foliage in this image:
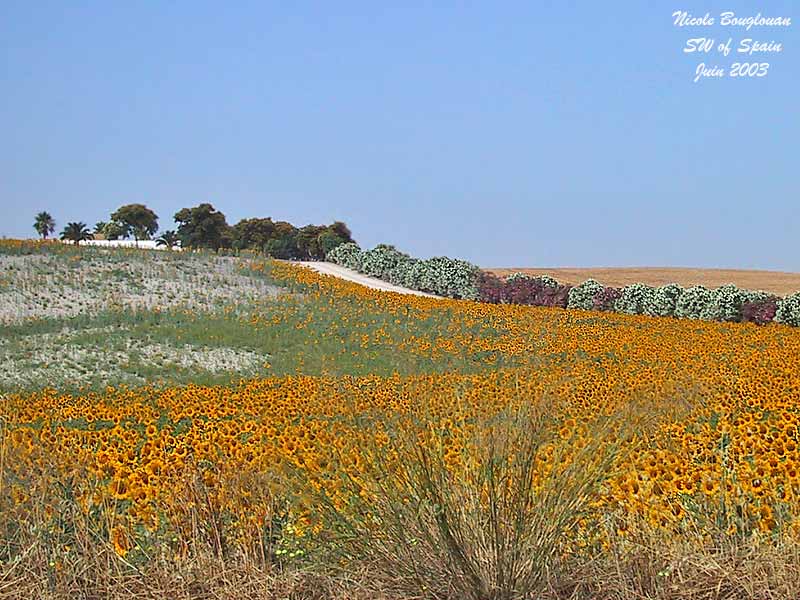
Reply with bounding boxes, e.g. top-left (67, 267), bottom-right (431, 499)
top-left (506, 273), bottom-right (558, 288)
top-left (674, 286), bottom-right (714, 320)
top-left (264, 222), bottom-right (299, 259)
top-left (102, 221), bottom-right (127, 240)
top-left (232, 218), bottom-right (275, 251)
top-left (701, 284), bottom-right (747, 322)
top-left (155, 230), bottom-right (179, 249)
top-left (614, 283), bottom-right (656, 315)
top-left (59, 222), bottom-right (94, 245)
top-left (412, 256), bottom-right (480, 300)
top-left (505, 272), bottom-right (531, 283)
top-left (326, 242), bottom-right (480, 300)
top-left (232, 219), bottom-right (352, 259)
top-left (317, 230), bottom-right (347, 256)
top-left (644, 283), bottom-right (684, 317)
top-left (173, 203), bottom-right (231, 250)
top-left (360, 245), bottom-right (410, 280)
top-left (33, 212), bottom-right (56, 239)
top-left (776, 292), bottom-right (800, 327)
top-left (567, 279), bottom-right (604, 310)
top-left (387, 256), bottom-right (420, 287)
top-left (111, 204), bottom-right (159, 242)
top-left (327, 221), bottom-right (353, 244)
top-left (296, 225), bottom-right (326, 260)
top-left (326, 242), bottom-right (363, 269)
